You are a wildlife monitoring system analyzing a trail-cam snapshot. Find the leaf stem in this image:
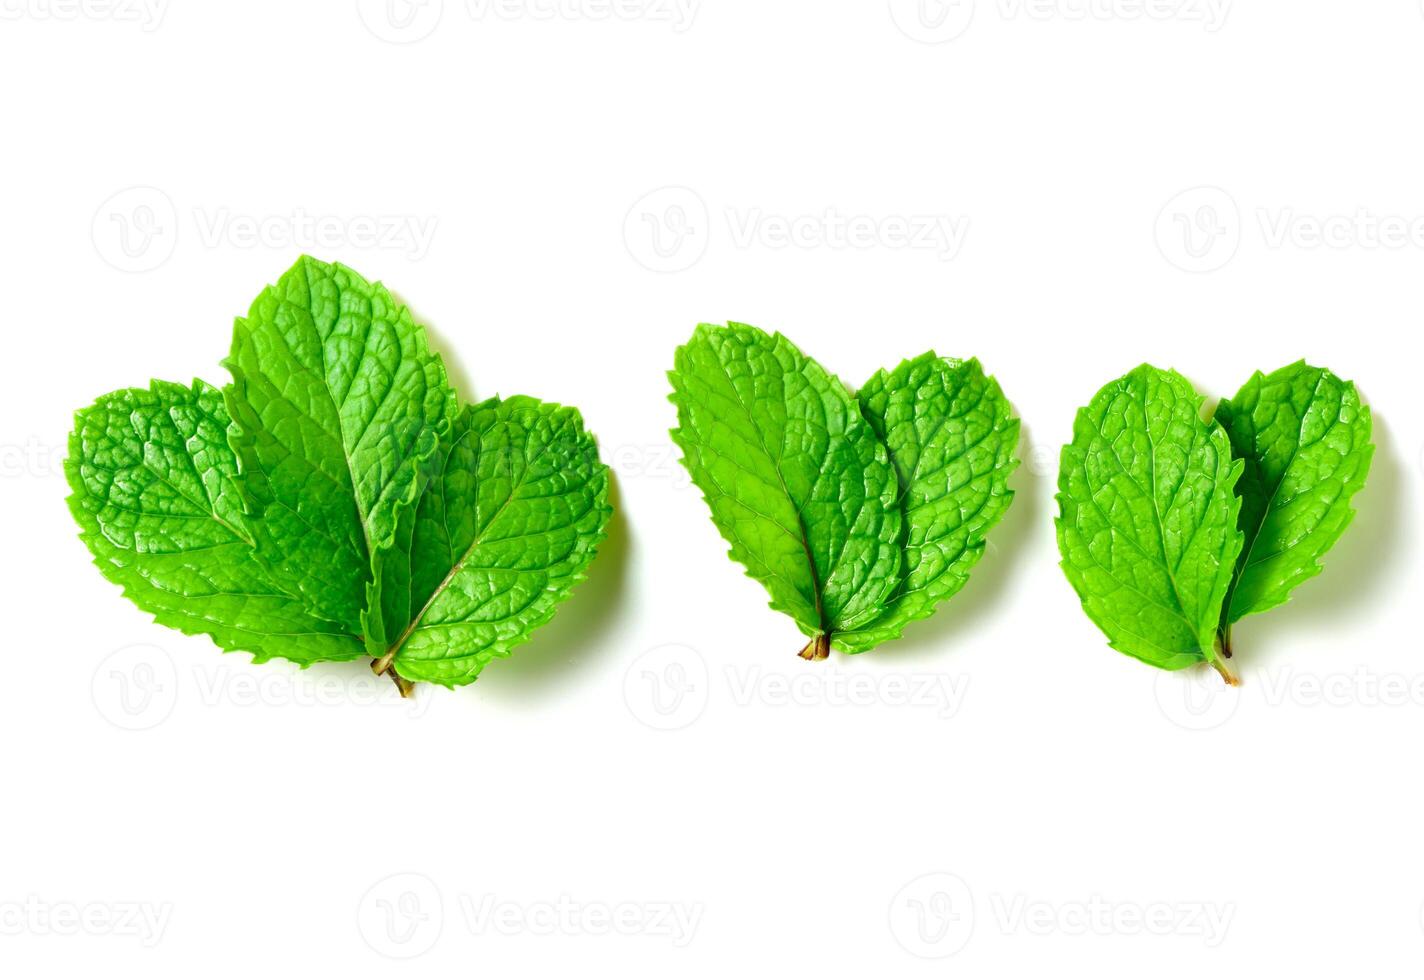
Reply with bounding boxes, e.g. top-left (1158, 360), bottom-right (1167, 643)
top-left (370, 657), bottom-right (415, 697)
top-left (1209, 632), bottom-right (1240, 686)
top-left (797, 633), bottom-right (830, 662)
